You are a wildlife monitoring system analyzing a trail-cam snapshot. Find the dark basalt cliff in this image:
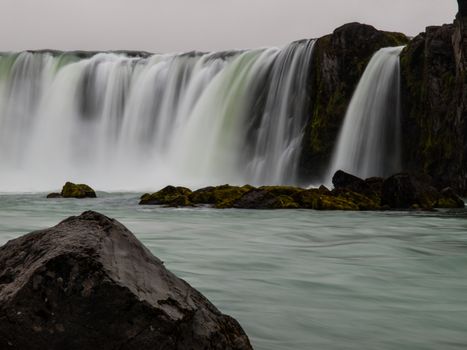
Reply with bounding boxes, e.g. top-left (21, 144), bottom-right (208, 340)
top-left (298, 0), bottom-right (467, 193)
top-left (400, 1), bottom-right (467, 193)
top-left (299, 23), bottom-right (408, 183)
